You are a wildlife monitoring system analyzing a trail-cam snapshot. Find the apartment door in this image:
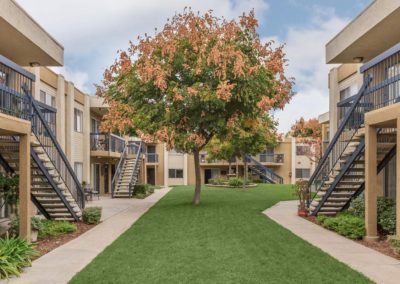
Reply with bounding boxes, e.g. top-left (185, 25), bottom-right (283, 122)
top-left (104, 164), bottom-right (109, 194)
top-left (204, 169), bottom-right (212, 184)
top-left (147, 167), bottom-right (156, 185)
top-left (93, 164), bottom-right (101, 193)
